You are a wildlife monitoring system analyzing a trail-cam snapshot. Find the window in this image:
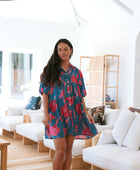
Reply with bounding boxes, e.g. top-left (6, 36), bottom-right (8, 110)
top-left (0, 48), bottom-right (41, 103)
top-left (10, 52), bottom-right (33, 99)
top-left (0, 51), bottom-right (2, 94)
